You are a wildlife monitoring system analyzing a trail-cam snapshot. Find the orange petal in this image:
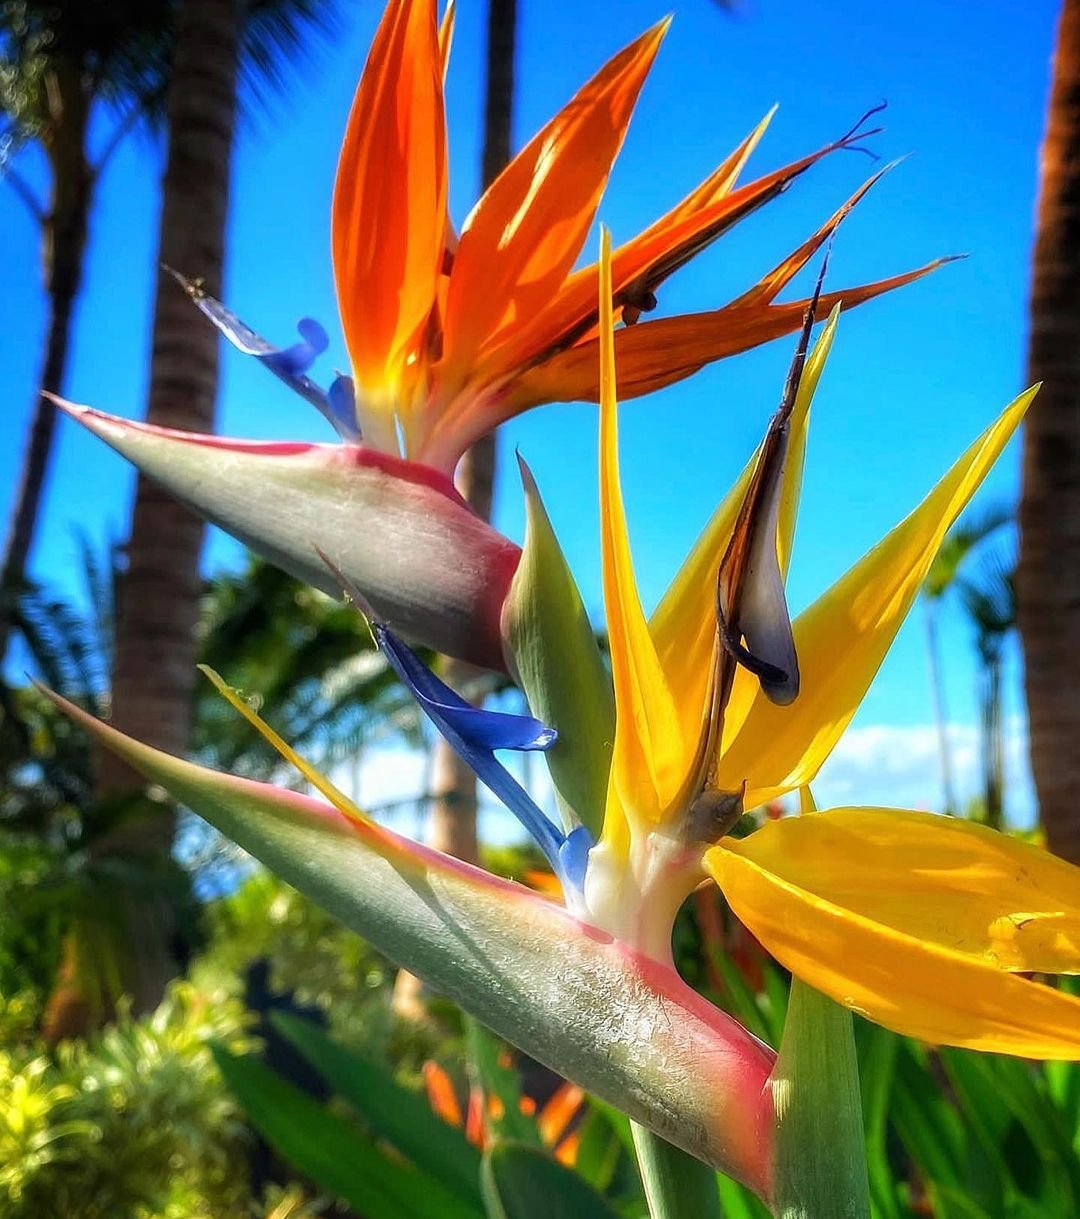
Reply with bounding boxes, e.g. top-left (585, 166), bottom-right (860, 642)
top-left (485, 116), bottom-right (881, 386)
top-left (333, 0), bottom-right (447, 404)
top-left (727, 167), bottom-right (897, 308)
top-left (423, 1060), bottom-right (464, 1127)
top-left (498, 260), bottom-right (948, 414)
top-left (538, 1082), bottom-right (586, 1147)
top-left (438, 20), bottom-right (667, 386)
top-left (725, 807), bottom-right (1080, 975)
top-left (708, 839), bottom-right (1080, 1059)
